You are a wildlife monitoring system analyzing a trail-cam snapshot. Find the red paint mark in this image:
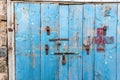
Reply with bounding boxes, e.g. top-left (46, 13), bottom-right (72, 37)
top-left (93, 27), bottom-right (114, 52)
